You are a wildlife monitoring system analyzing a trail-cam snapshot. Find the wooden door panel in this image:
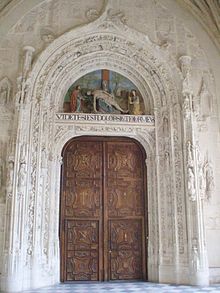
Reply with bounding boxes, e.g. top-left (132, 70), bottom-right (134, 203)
top-left (66, 142), bottom-right (102, 179)
top-left (106, 141), bottom-right (144, 218)
top-left (66, 250), bottom-right (98, 281)
top-left (106, 142), bottom-right (143, 179)
top-left (66, 220), bottom-right (99, 251)
top-left (109, 219), bottom-right (143, 250)
top-left (107, 182), bottom-right (144, 217)
top-left (110, 250), bottom-right (142, 280)
top-left (61, 137), bottom-right (146, 282)
top-left (64, 179), bottom-right (102, 218)
top-left (106, 140), bottom-right (145, 281)
top-left (65, 220), bottom-right (99, 281)
top-left (109, 219), bottom-right (143, 280)
top-left (61, 140), bottom-right (103, 282)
